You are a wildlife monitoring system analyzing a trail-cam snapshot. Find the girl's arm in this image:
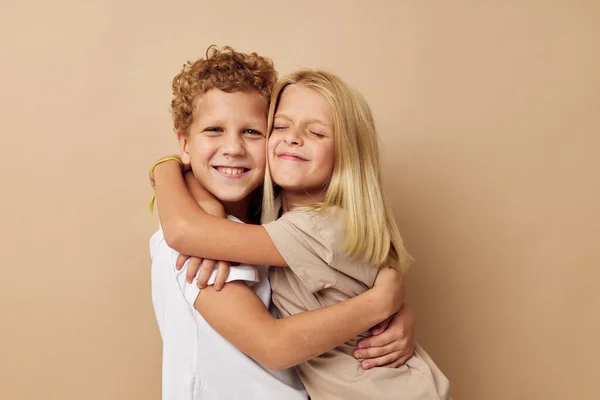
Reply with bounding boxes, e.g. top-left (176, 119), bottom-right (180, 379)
top-left (153, 160), bottom-right (412, 368)
top-left (184, 171), bottom-right (225, 218)
top-left (154, 160), bottom-right (287, 266)
top-left (193, 266), bottom-right (403, 370)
